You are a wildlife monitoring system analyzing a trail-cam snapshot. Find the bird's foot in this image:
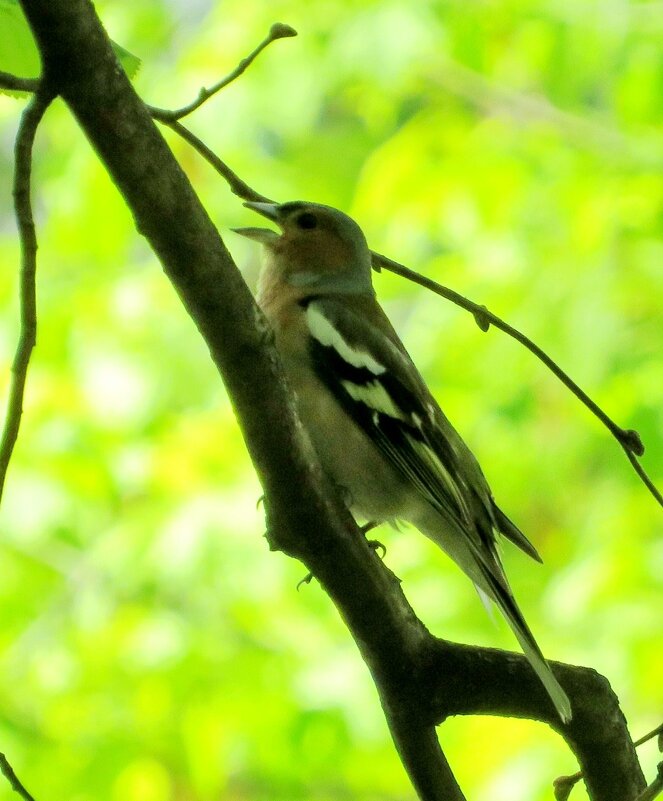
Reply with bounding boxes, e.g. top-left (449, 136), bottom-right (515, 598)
top-left (297, 571), bottom-right (314, 591)
top-left (367, 539), bottom-right (387, 559)
top-left (360, 521), bottom-right (386, 559)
